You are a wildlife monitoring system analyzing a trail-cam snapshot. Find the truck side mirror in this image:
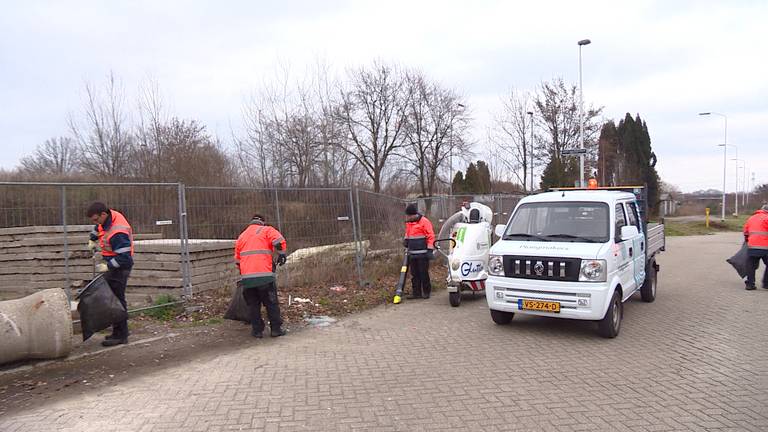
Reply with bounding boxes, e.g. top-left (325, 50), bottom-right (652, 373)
top-left (620, 225), bottom-right (639, 241)
top-left (494, 224), bottom-right (506, 238)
